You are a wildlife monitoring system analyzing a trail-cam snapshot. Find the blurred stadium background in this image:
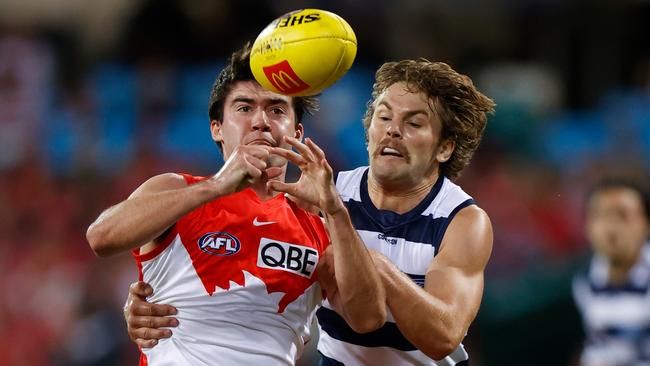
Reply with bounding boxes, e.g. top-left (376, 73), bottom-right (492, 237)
top-left (1, 0), bottom-right (649, 365)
